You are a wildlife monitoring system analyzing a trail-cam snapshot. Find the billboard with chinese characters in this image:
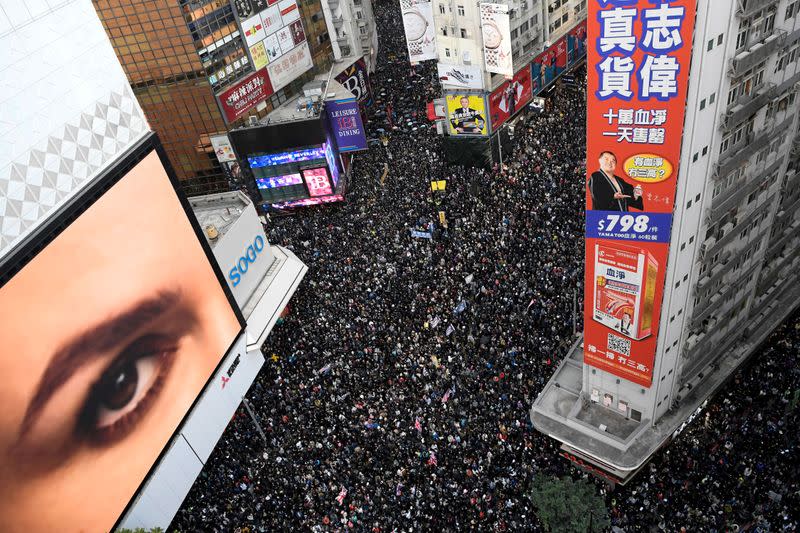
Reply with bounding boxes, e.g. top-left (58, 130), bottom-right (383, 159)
top-left (231, 0), bottom-right (313, 104)
top-left (479, 3), bottom-right (512, 77)
top-left (335, 57), bottom-right (374, 107)
top-left (216, 68), bottom-right (274, 124)
top-left (445, 94), bottom-right (488, 136)
top-left (400, 0), bottom-right (437, 63)
top-left (489, 66), bottom-right (532, 131)
top-left (437, 63), bottom-right (484, 90)
top-left (266, 41), bottom-right (313, 92)
top-left (583, 0), bottom-right (696, 387)
top-left (326, 99), bottom-right (368, 153)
